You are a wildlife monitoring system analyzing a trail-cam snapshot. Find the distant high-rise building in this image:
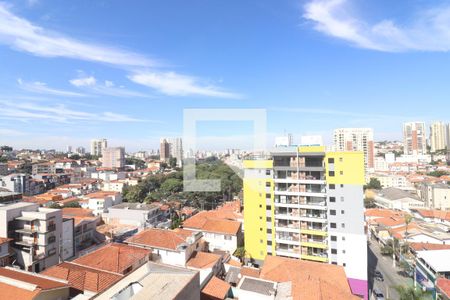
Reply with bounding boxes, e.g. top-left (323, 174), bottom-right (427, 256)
top-left (66, 145), bottom-right (72, 153)
top-left (75, 146), bottom-right (86, 155)
top-left (102, 147), bottom-right (125, 169)
top-left (159, 138), bottom-right (170, 162)
top-left (90, 139), bottom-right (108, 156)
top-left (430, 121), bottom-right (449, 153)
top-left (333, 128), bottom-right (374, 169)
top-left (403, 122), bottom-right (427, 155)
top-left (168, 137), bottom-right (183, 167)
